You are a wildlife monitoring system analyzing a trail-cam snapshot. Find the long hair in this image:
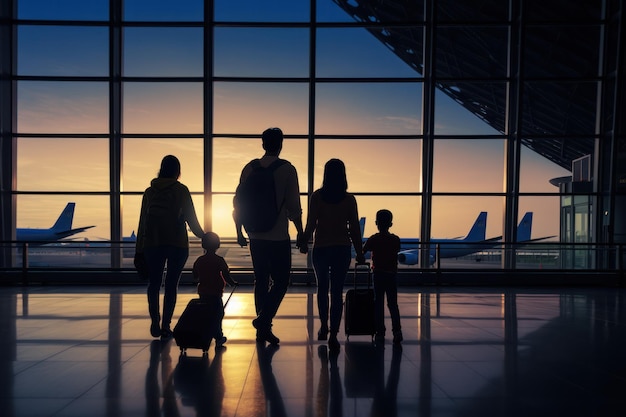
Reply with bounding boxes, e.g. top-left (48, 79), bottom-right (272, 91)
top-left (158, 155), bottom-right (181, 179)
top-left (320, 158), bottom-right (348, 203)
